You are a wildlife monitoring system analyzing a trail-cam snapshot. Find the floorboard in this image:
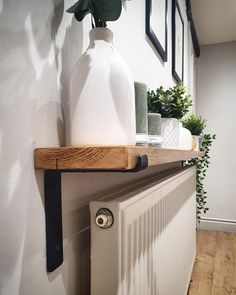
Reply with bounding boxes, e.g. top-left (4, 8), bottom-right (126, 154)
top-left (188, 230), bottom-right (236, 295)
